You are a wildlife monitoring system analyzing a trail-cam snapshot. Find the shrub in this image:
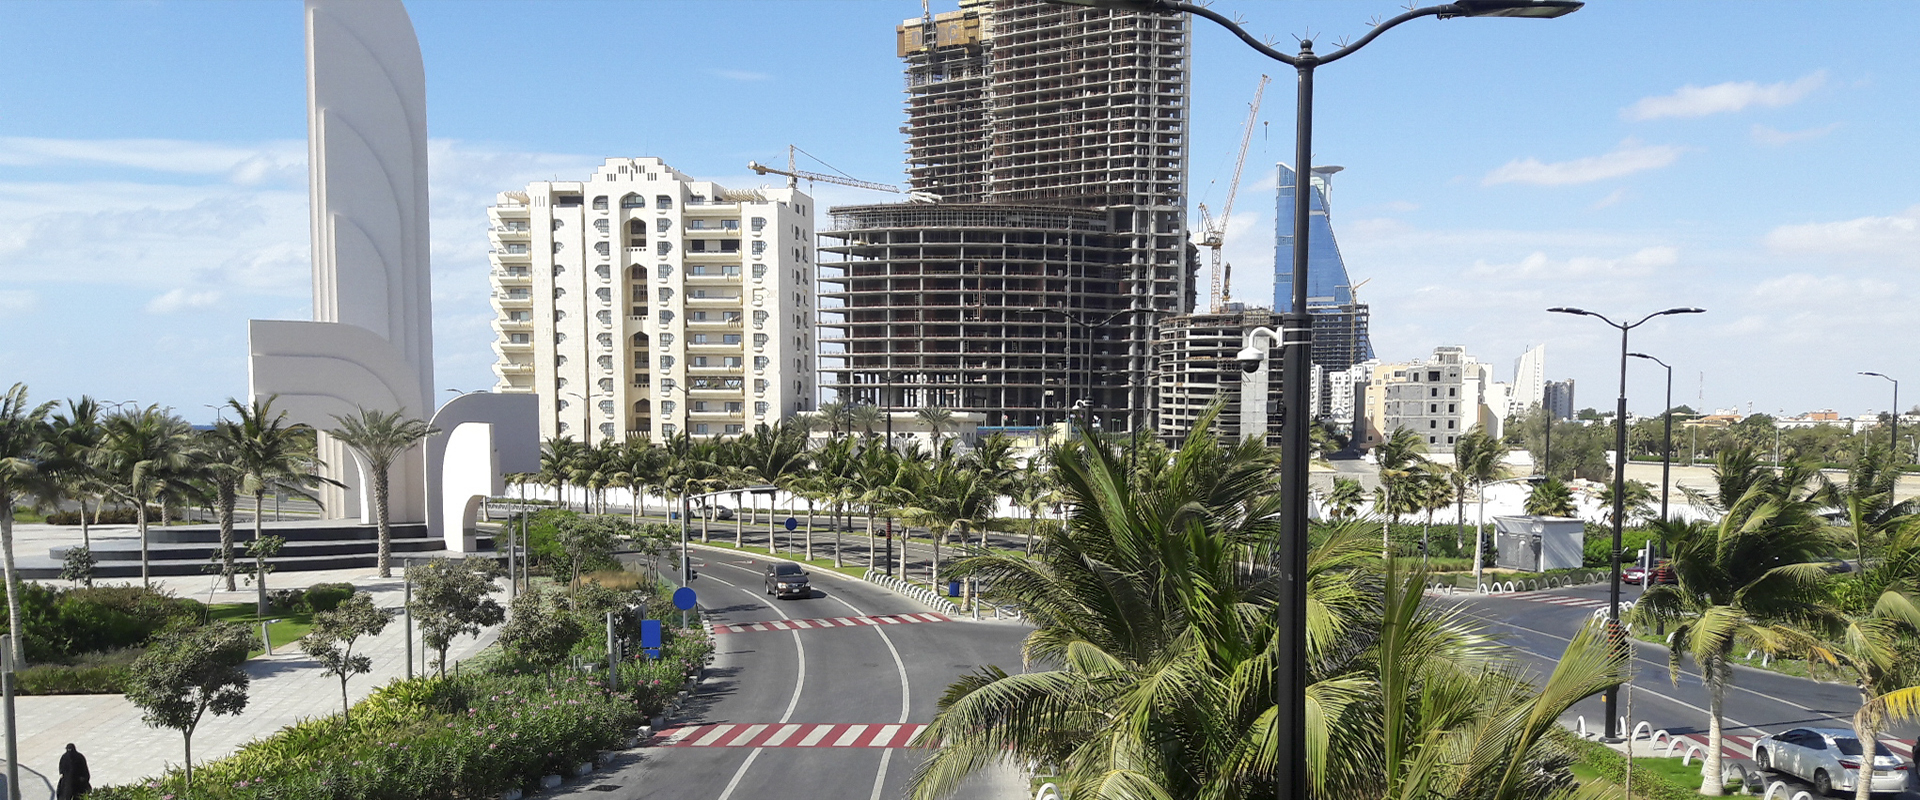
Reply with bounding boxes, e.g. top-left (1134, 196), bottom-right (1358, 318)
top-left (14, 648), bottom-right (142, 695)
top-left (46, 505), bottom-right (165, 526)
top-left (4, 585), bottom-right (203, 663)
top-left (304, 582), bottom-right (355, 612)
top-left (267, 588), bottom-right (306, 613)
